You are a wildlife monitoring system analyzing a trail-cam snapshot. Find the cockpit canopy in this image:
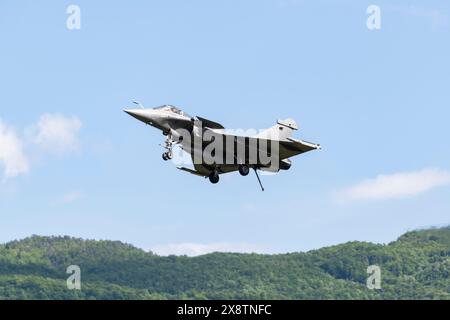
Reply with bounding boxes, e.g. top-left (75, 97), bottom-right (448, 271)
top-left (153, 105), bottom-right (191, 118)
